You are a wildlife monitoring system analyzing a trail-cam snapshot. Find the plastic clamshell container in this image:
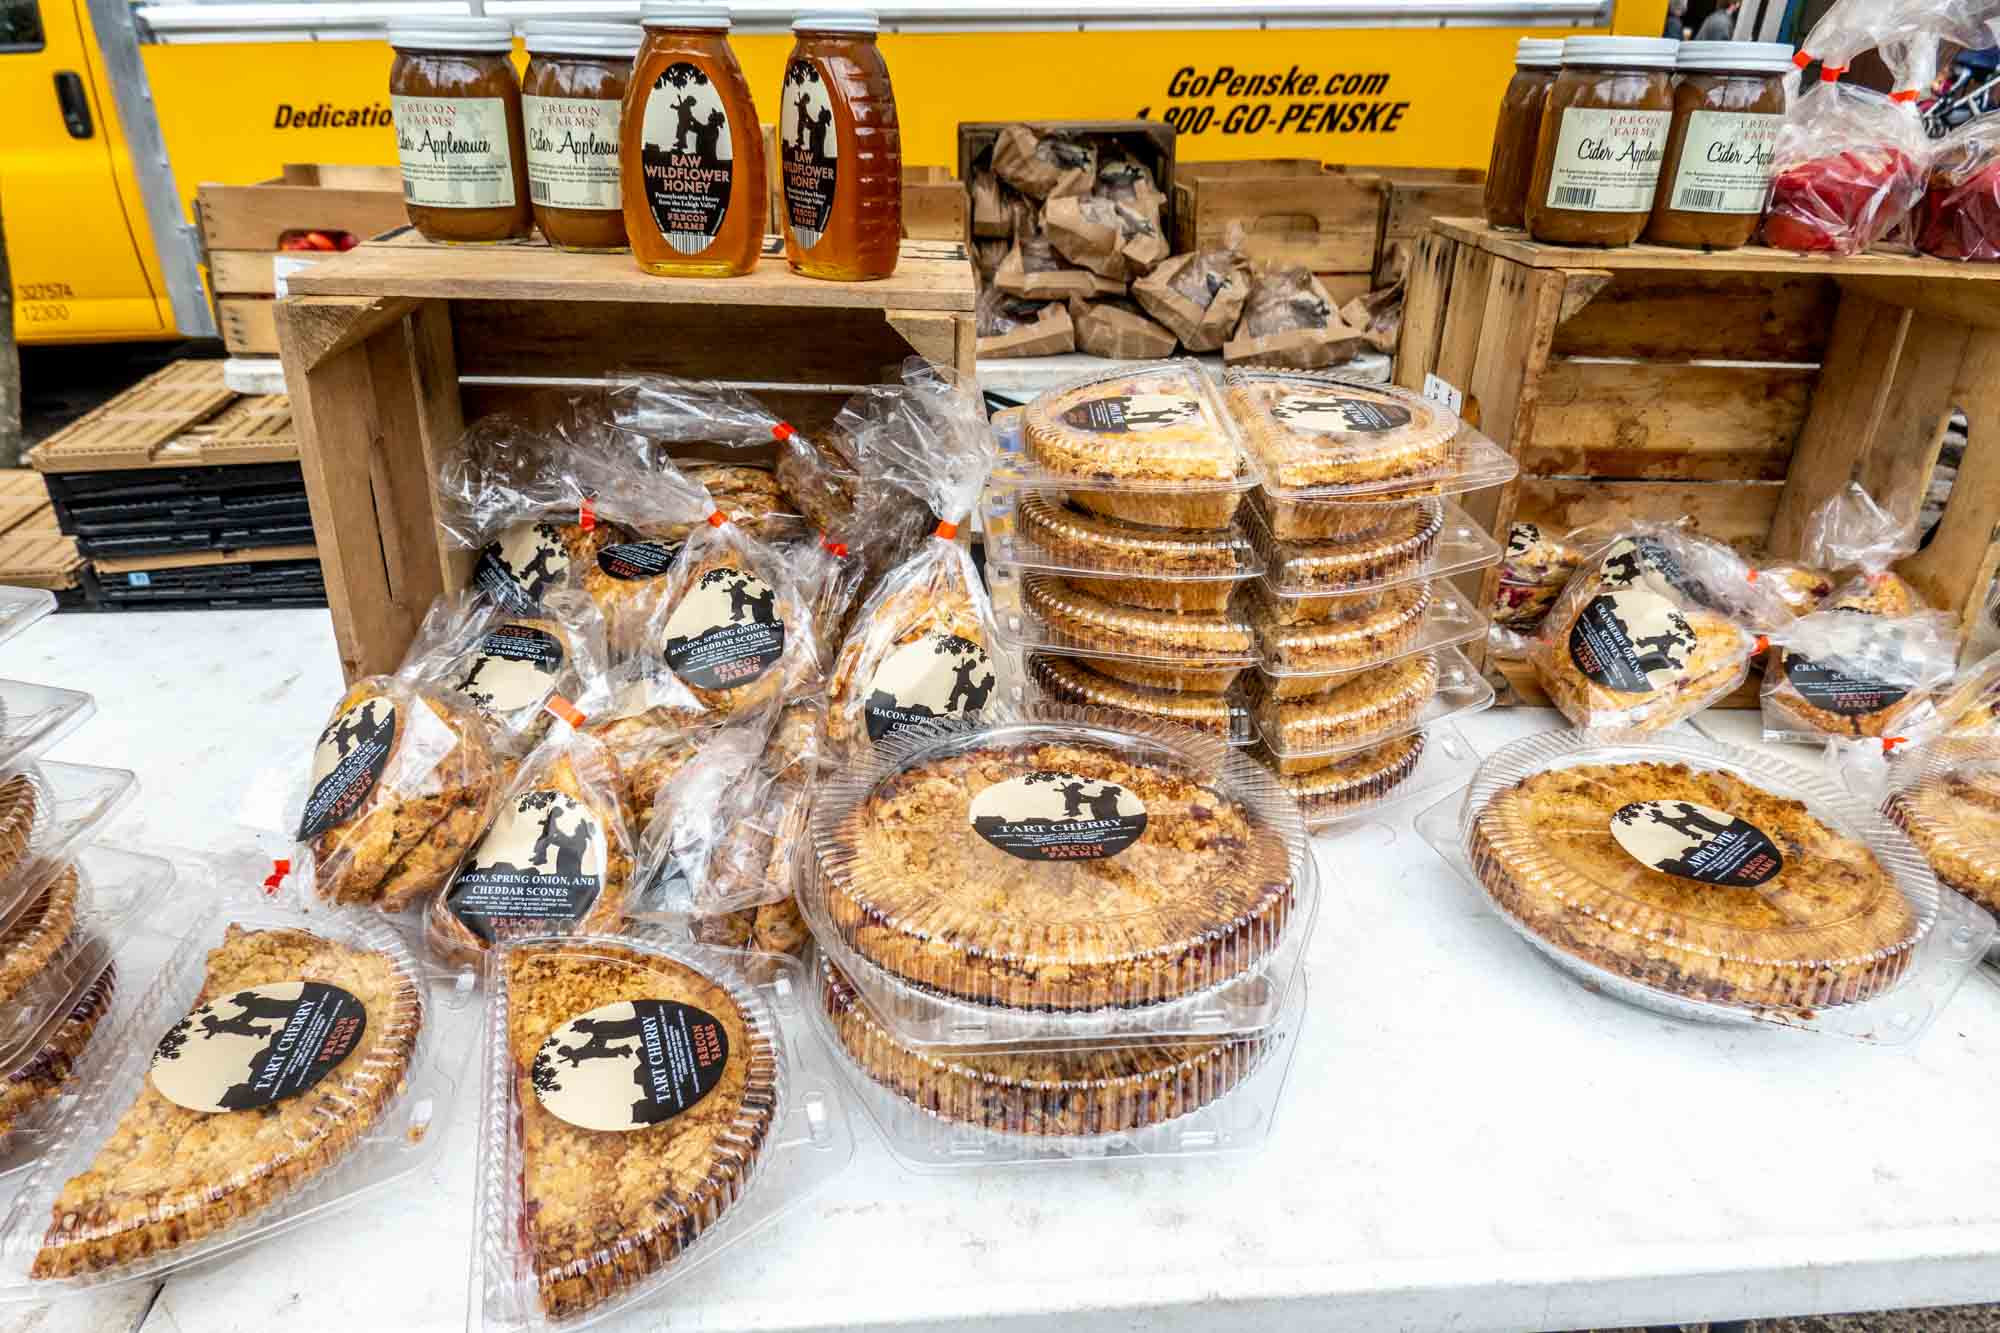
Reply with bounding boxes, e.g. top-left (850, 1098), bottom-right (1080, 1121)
top-left (0, 590), bottom-right (56, 651)
top-left (1248, 498), bottom-right (1503, 599)
top-left (1267, 722), bottom-right (1484, 831)
top-left (0, 682), bottom-right (92, 774)
top-left (1413, 728), bottom-right (1991, 1042)
top-left (989, 566), bottom-right (1260, 666)
top-left (805, 702), bottom-right (1312, 1037)
top-left (808, 948), bottom-right (1309, 1168)
top-left (1028, 653), bottom-right (1257, 747)
top-left (0, 899), bottom-right (476, 1293)
top-left (1002, 359), bottom-right (1259, 499)
top-left (473, 936), bottom-right (852, 1333)
top-left (1222, 368), bottom-right (1462, 493)
top-left (1883, 736), bottom-right (2000, 953)
top-left (1253, 584), bottom-right (1489, 692)
top-left (982, 488), bottom-right (1266, 584)
top-left (1251, 645), bottom-right (1495, 761)
top-left (0, 762), bottom-right (140, 941)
